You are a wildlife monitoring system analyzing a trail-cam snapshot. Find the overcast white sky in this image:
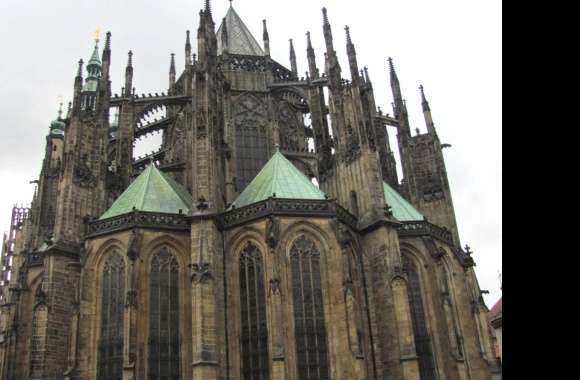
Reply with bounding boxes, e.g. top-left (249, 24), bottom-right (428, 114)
top-left (0, 0), bottom-right (501, 305)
